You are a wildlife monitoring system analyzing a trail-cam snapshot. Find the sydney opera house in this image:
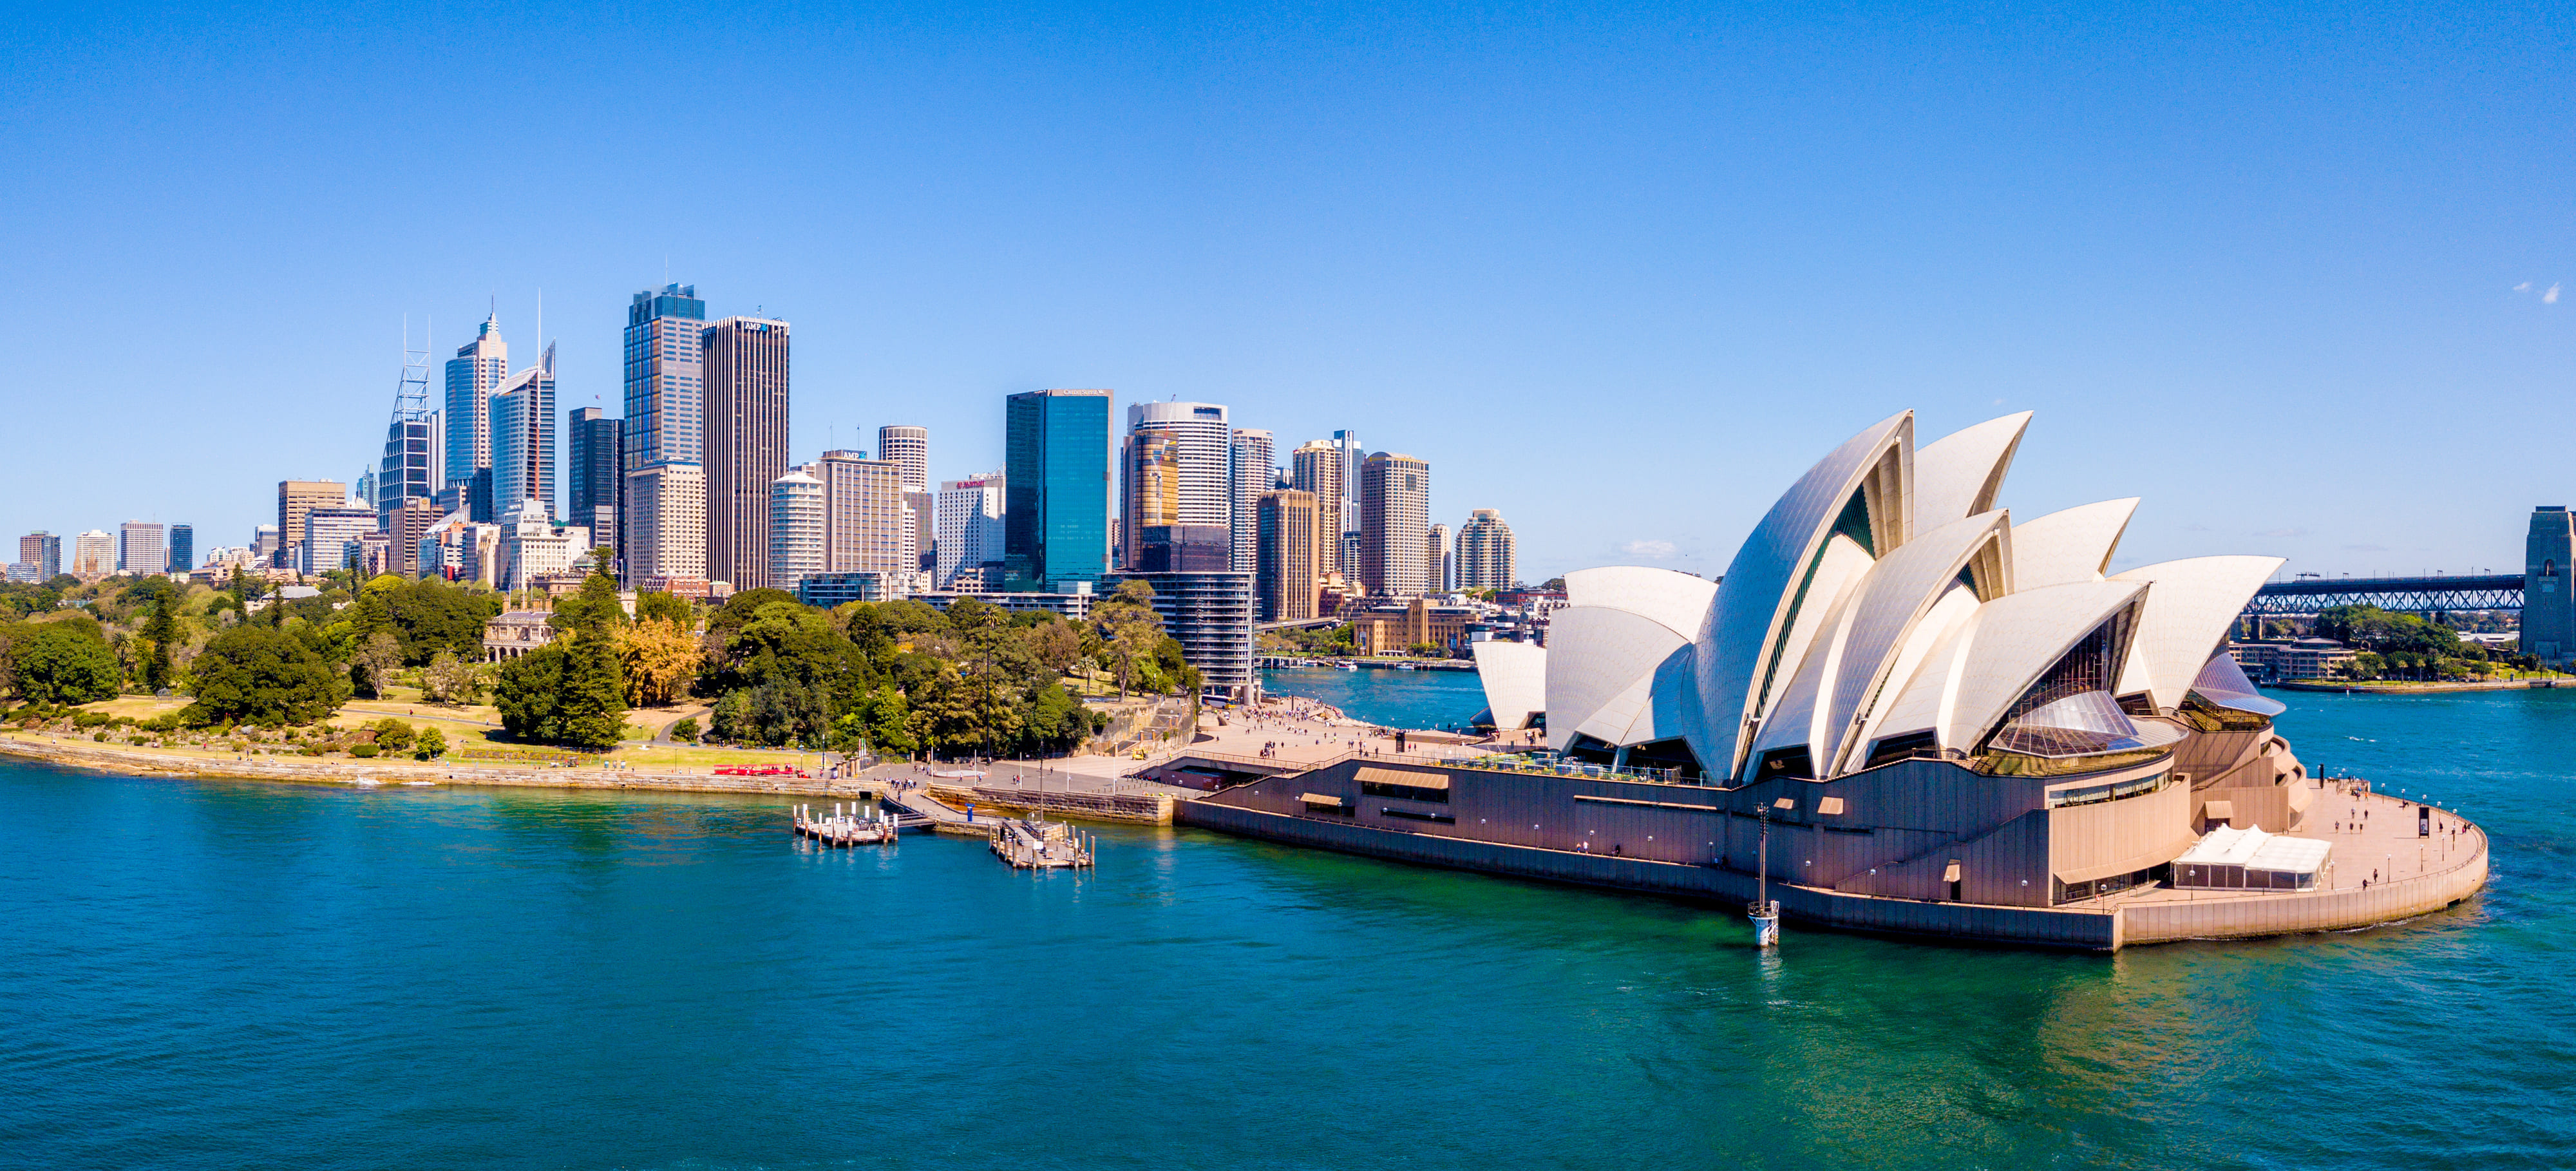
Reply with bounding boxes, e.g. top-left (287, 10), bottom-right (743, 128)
top-left (1184, 412), bottom-right (2489, 949)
